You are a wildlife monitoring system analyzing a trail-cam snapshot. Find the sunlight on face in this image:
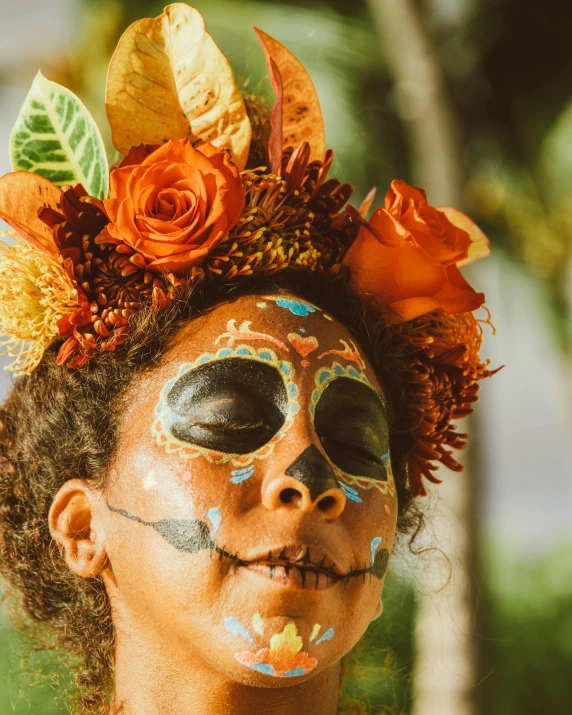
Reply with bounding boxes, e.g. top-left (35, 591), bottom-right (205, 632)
top-left (102, 292), bottom-right (398, 684)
